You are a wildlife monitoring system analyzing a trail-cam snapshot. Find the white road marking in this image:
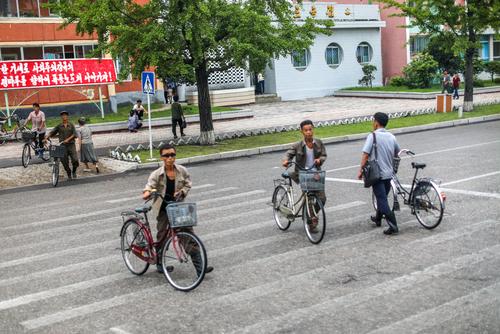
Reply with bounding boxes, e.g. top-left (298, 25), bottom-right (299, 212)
top-left (197, 190), bottom-right (267, 206)
top-left (0, 255), bottom-right (120, 288)
top-left (109, 328), bottom-right (135, 334)
top-left (441, 171), bottom-right (500, 186)
top-left (233, 242), bottom-right (500, 334)
top-left (441, 187), bottom-right (500, 200)
top-left (367, 281), bottom-right (500, 334)
top-left (326, 177), bottom-right (363, 184)
top-left (326, 140), bottom-right (500, 173)
top-left (0, 273), bottom-right (128, 311)
top-left (200, 198), bottom-right (269, 215)
top-left (106, 186), bottom-right (237, 204)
